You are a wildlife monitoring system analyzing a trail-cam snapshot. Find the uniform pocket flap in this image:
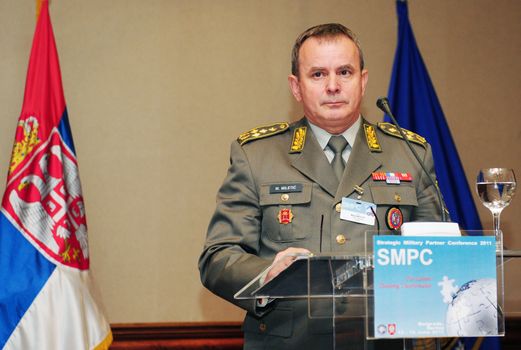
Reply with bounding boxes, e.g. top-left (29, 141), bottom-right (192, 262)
top-left (259, 182), bottom-right (312, 206)
top-left (369, 184), bottom-right (418, 206)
